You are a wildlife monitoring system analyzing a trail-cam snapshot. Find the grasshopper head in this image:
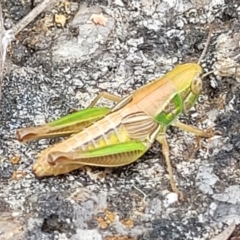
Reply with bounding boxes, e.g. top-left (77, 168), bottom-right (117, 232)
top-left (172, 28), bottom-right (212, 113)
top-left (168, 63), bottom-right (203, 113)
